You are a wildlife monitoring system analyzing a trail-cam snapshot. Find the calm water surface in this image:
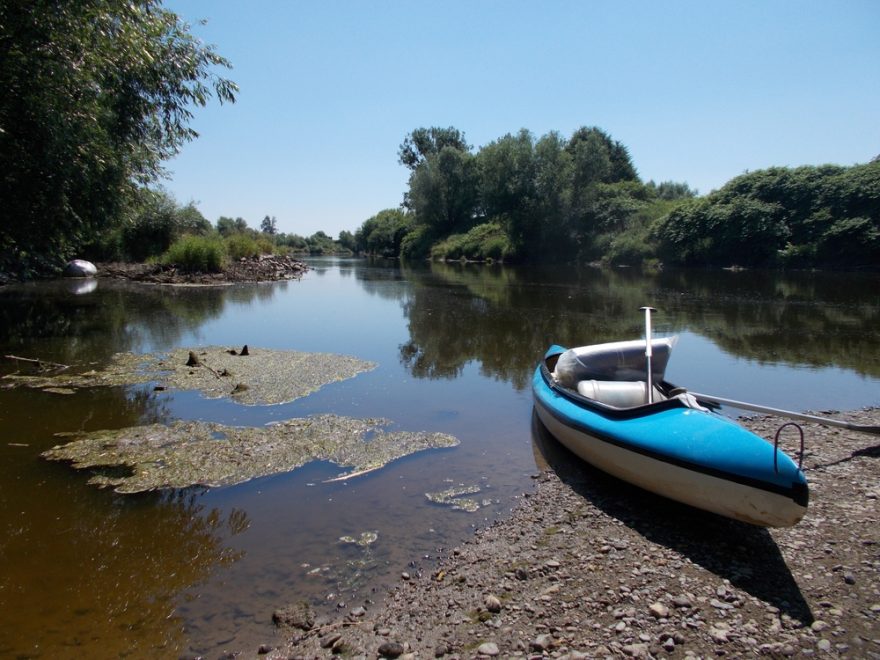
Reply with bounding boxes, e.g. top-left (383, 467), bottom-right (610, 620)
top-left (1, 259), bottom-right (878, 657)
